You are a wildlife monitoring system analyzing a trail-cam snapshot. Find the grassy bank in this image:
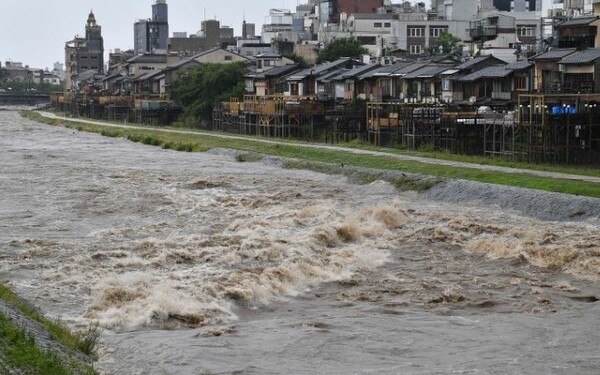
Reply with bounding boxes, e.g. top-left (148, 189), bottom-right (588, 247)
top-left (21, 111), bottom-right (600, 198)
top-left (0, 284), bottom-right (98, 374)
top-left (0, 313), bottom-right (95, 375)
top-left (338, 138), bottom-right (600, 179)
